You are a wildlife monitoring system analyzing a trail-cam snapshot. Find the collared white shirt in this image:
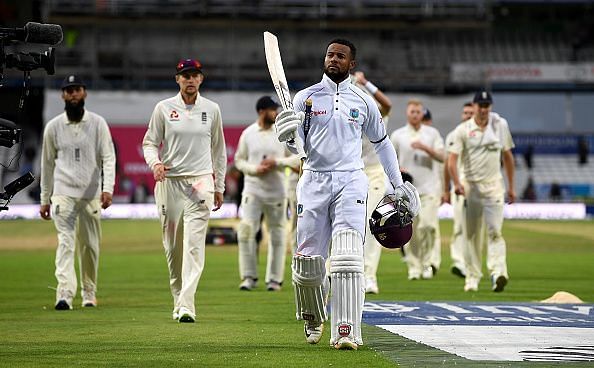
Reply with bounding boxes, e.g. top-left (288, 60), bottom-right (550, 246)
top-left (40, 110), bottom-right (116, 205)
top-left (448, 112), bottom-right (514, 183)
top-left (292, 74), bottom-right (401, 187)
top-left (142, 92), bottom-right (227, 192)
top-left (390, 123), bottom-right (444, 195)
top-left (235, 122), bottom-right (300, 200)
